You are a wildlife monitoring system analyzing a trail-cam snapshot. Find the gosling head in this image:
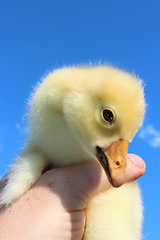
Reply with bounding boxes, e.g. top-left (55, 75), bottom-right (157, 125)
top-left (30, 65), bottom-right (146, 187)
